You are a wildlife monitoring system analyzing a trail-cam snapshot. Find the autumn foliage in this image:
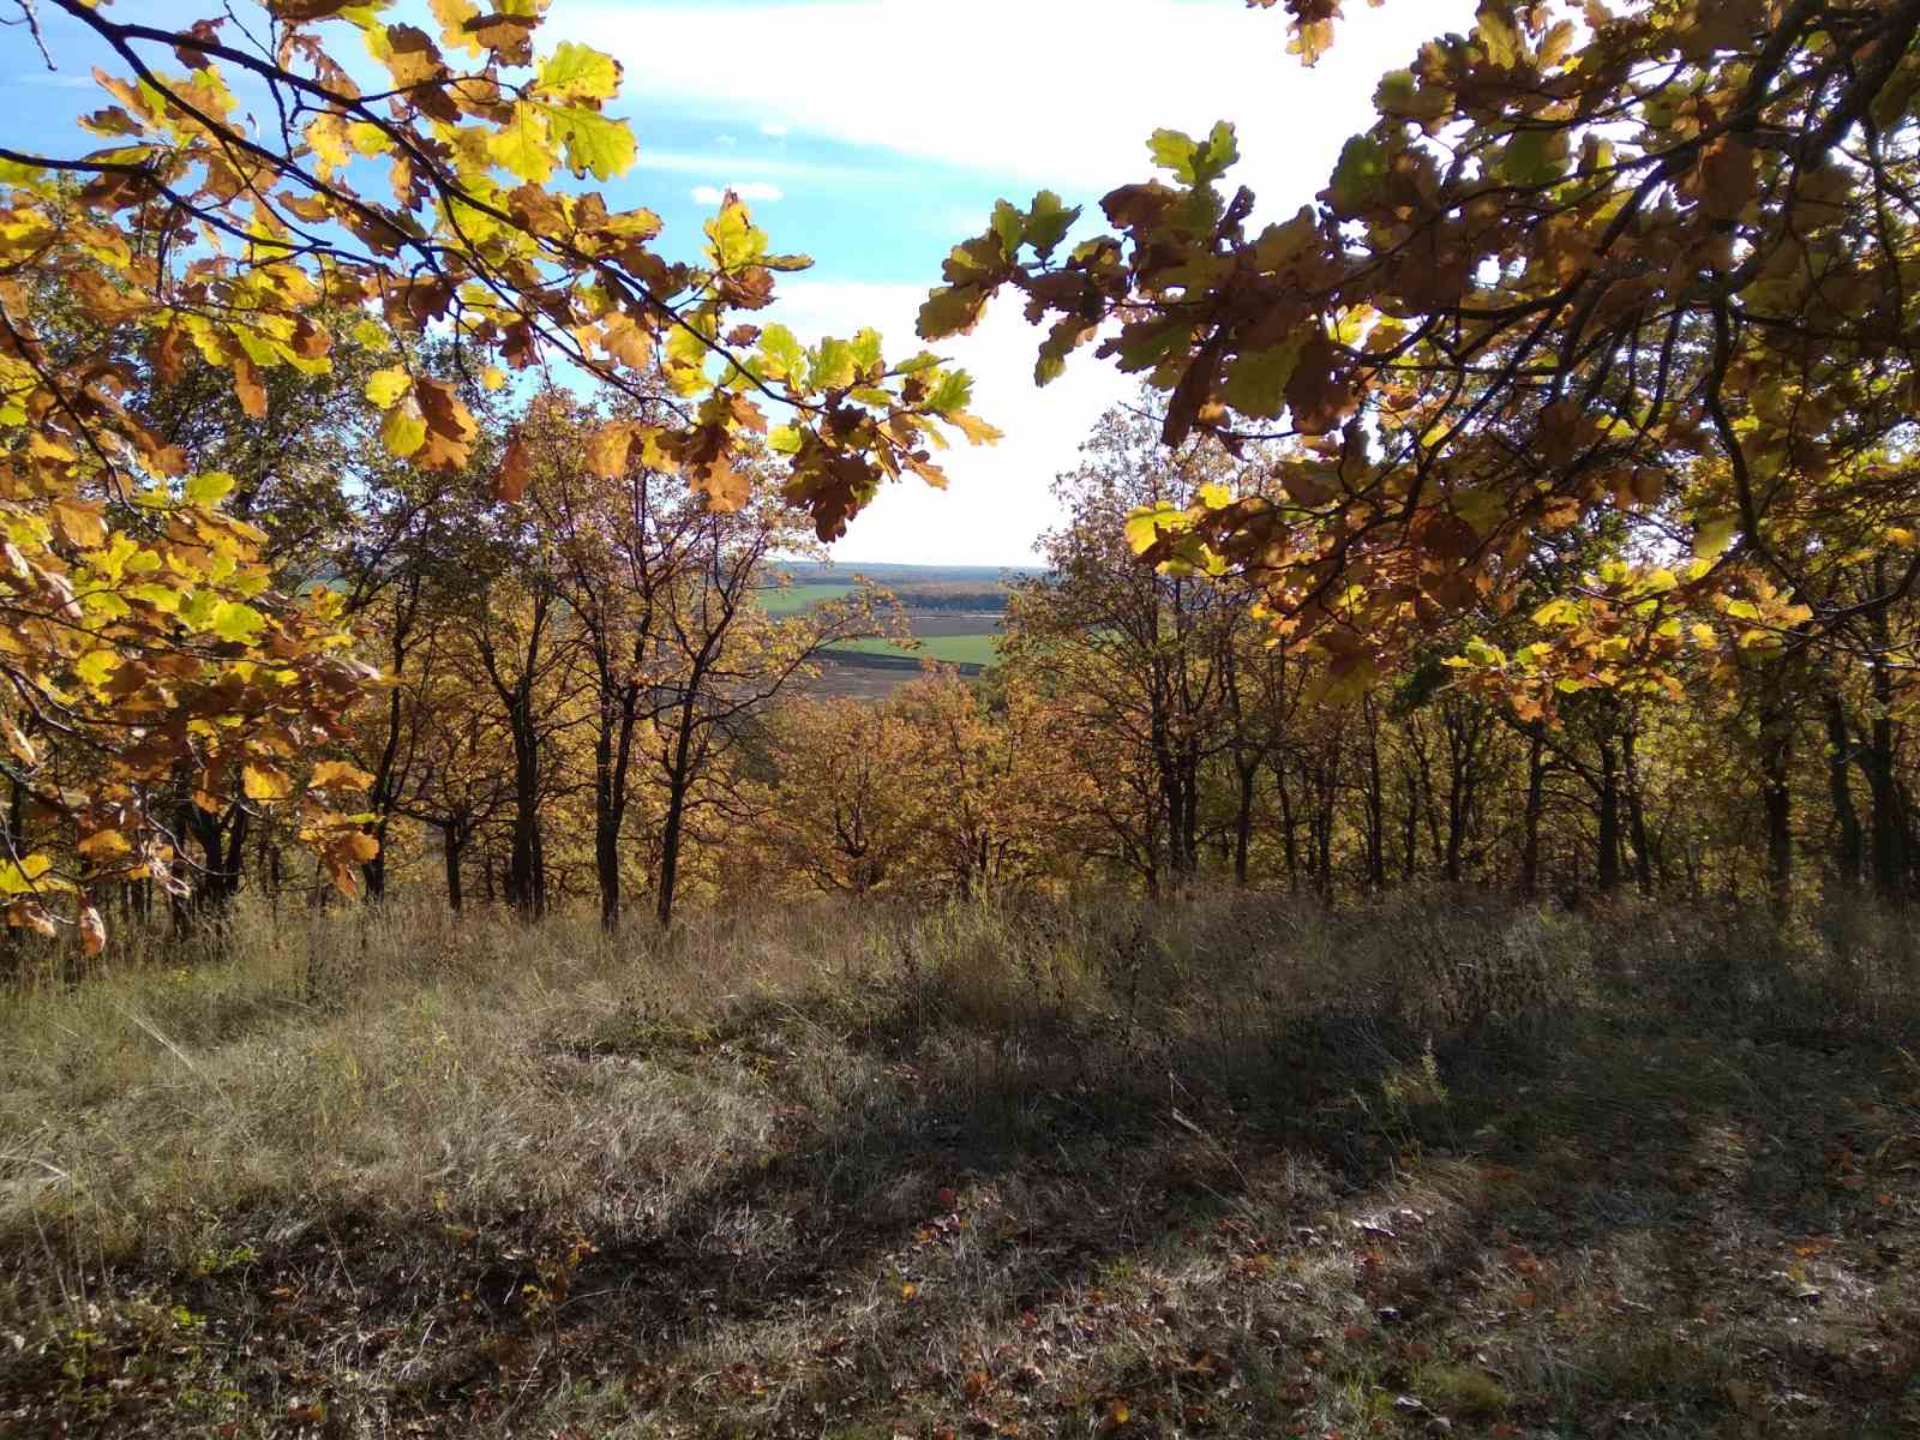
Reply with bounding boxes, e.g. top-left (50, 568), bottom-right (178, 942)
top-left (6, 0), bottom-right (1920, 948)
top-left (6, 6), bottom-right (1920, 1430)
top-left (0, 0), bottom-right (988, 943)
top-left (929, 0), bottom-right (1920, 723)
